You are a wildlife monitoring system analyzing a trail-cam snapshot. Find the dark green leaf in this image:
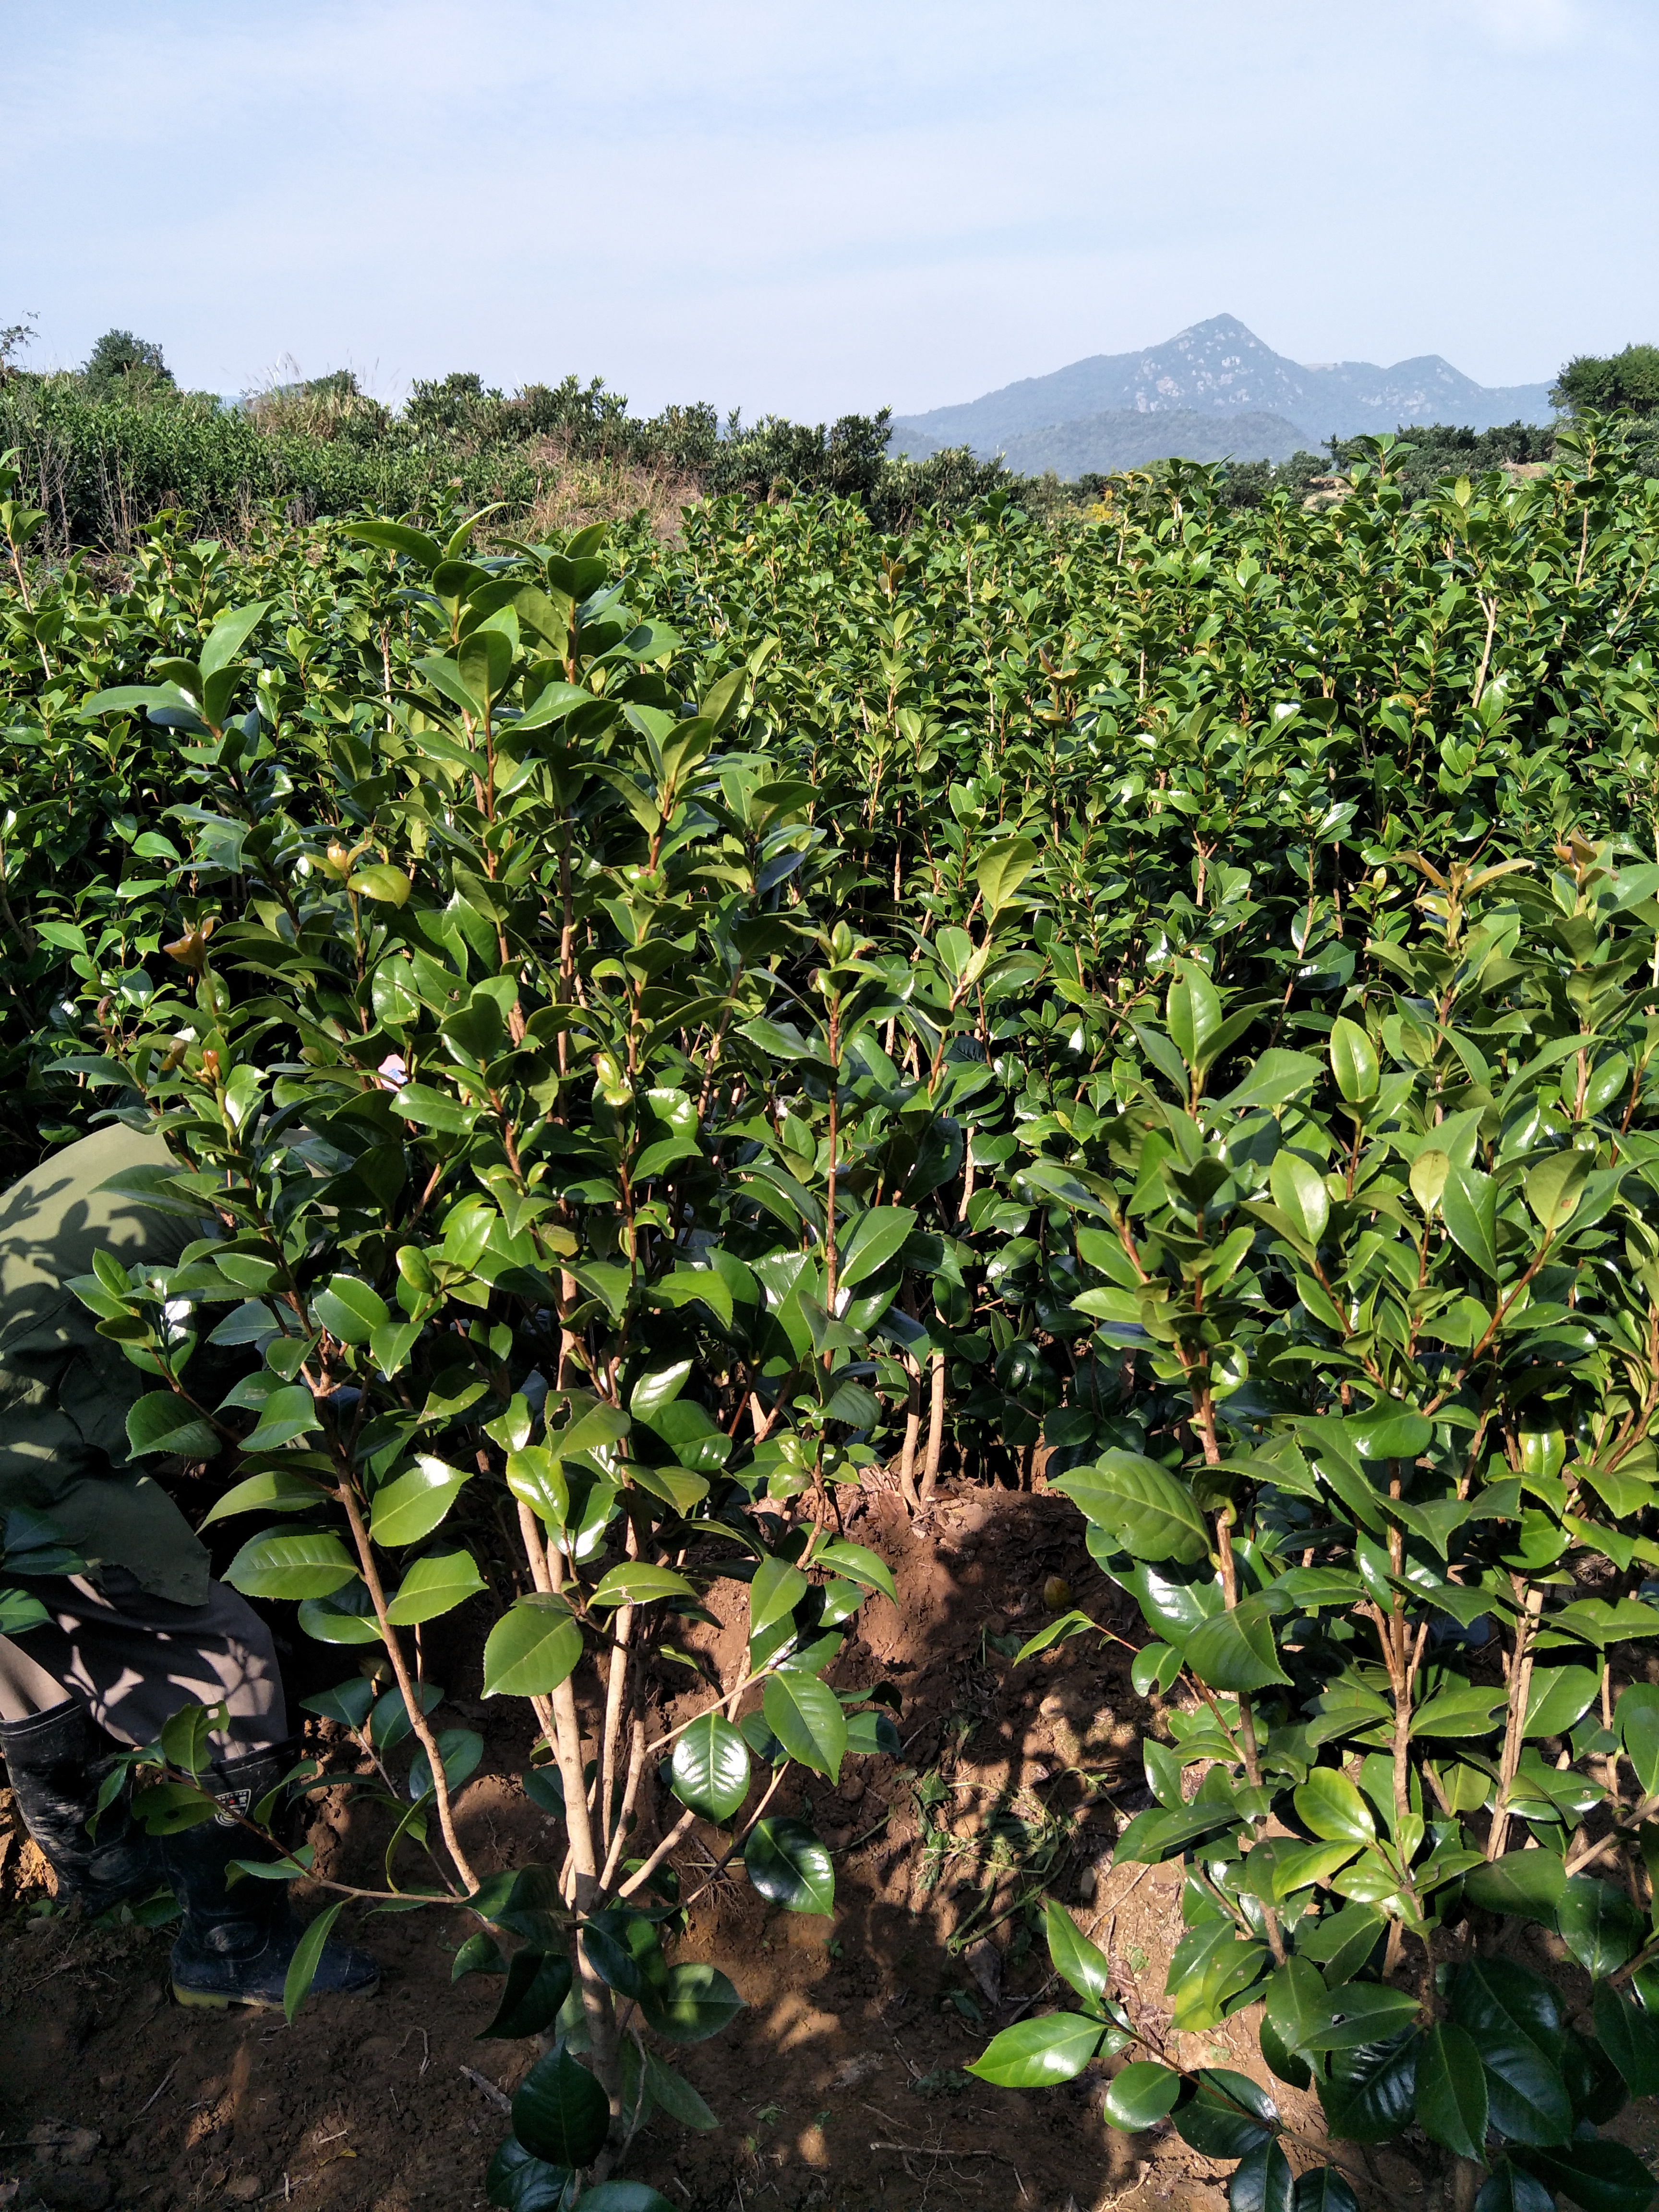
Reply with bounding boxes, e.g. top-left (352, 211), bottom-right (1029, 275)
top-left (1230, 2138), bottom-right (1295, 2212)
top-left (1294, 1770), bottom-right (1376, 1844)
top-left (1045, 1897), bottom-right (1111, 2004)
top-left (1463, 1851), bottom-right (1567, 1924)
top-left (478, 1949), bottom-right (573, 2040)
top-left (637, 1961), bottom-right (744, 2044)
top-left (1293, 2170), bottom-right (1359, 2212)
top-left (1451, 1959), bottom-right (1571, 2146)
top-left (1318, 2028), bottom-right (1420, 2144)
top-left (1416, 2022), bottom-right (1489, 2161)
top-left (510, 2046), bottom-right (609, 2169)
top-left (1475, 2168), bottom-right (1555, 2212)
top-left (1511, 2140), bottom-right (1659, 2212)
top-left (1299, 1982), bottom-right (1421, 2052)
top-left (1172, 2068), bottom-right (1276, 2159)
top-left (1184, 1597), bottom-right (1290, 1692)
top-left (1559, 1878), bottom-right (1646, 1977)
top-left (1594, 1982), bottom-right (1659, 2096)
